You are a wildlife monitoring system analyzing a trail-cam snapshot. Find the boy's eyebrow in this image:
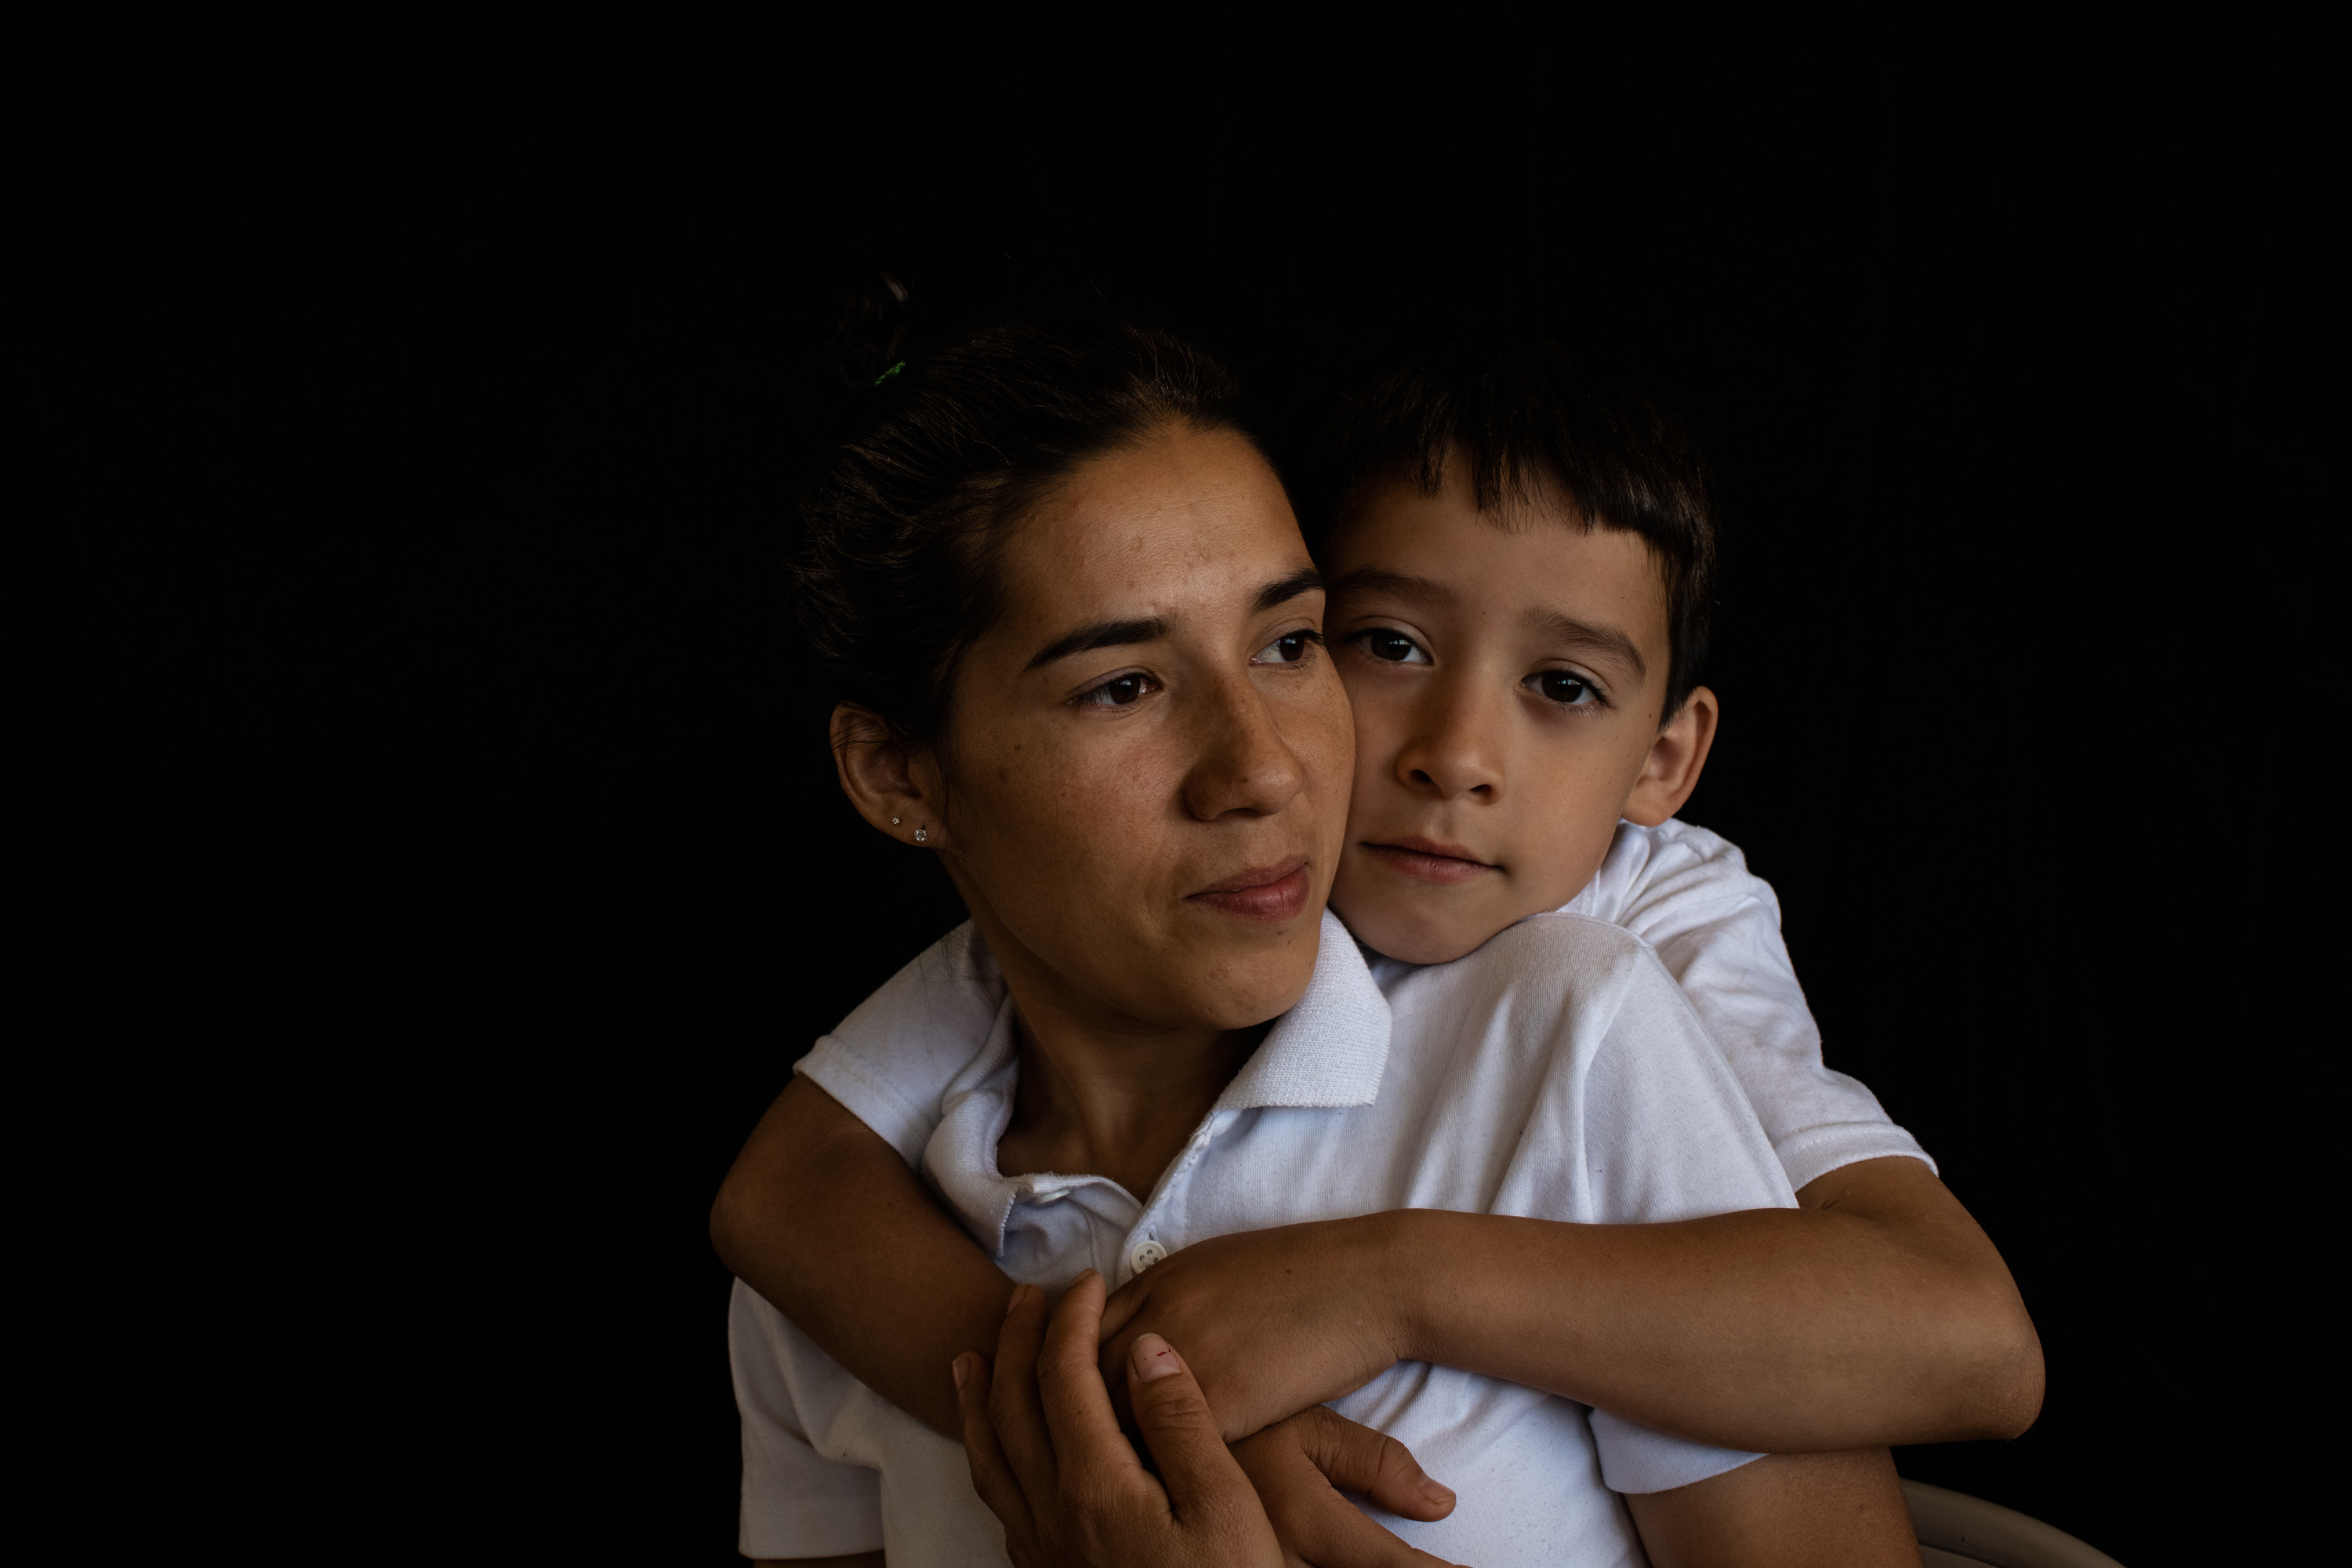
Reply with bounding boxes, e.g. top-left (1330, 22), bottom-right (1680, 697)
top-left (1025, 569), bottom-right (1325, 671)
top-left (1528, 610), bottom-right (1647, 678)
top-left (1327, 568), bottom-right (1457, 607)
